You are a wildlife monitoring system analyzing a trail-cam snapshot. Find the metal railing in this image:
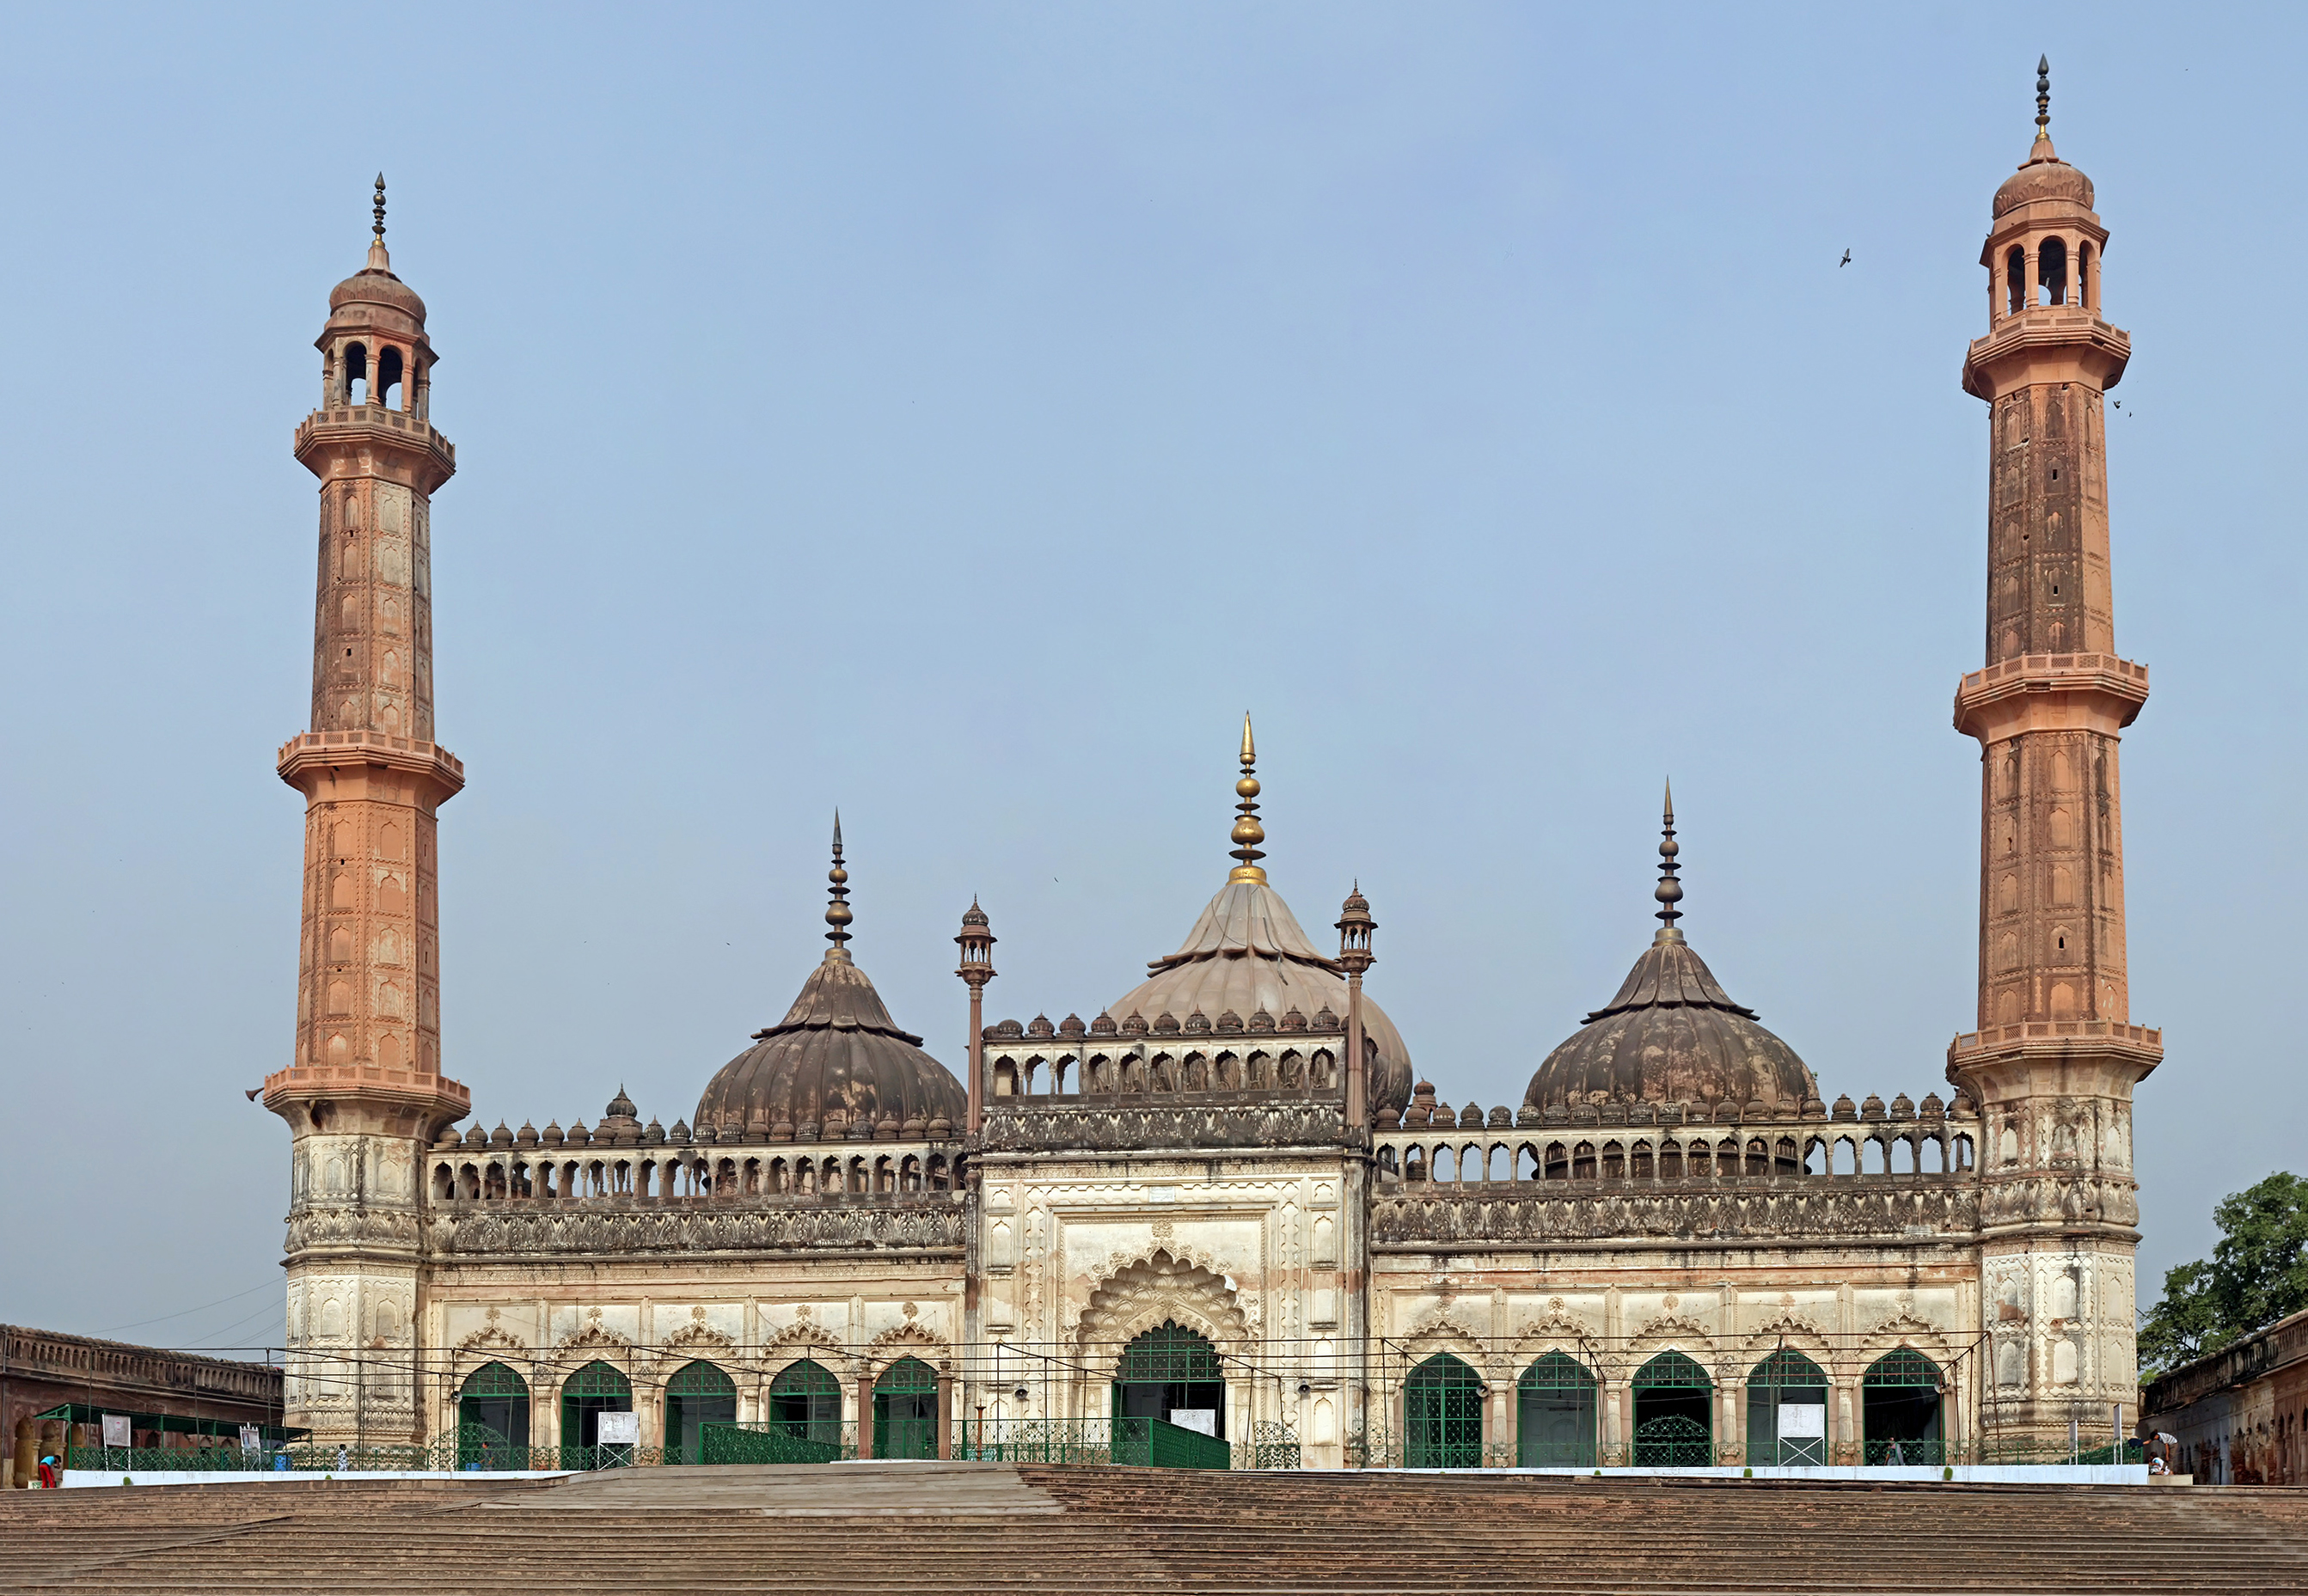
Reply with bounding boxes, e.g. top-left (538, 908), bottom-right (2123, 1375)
top-left (699, 1422), bottom-right (858, 1465)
